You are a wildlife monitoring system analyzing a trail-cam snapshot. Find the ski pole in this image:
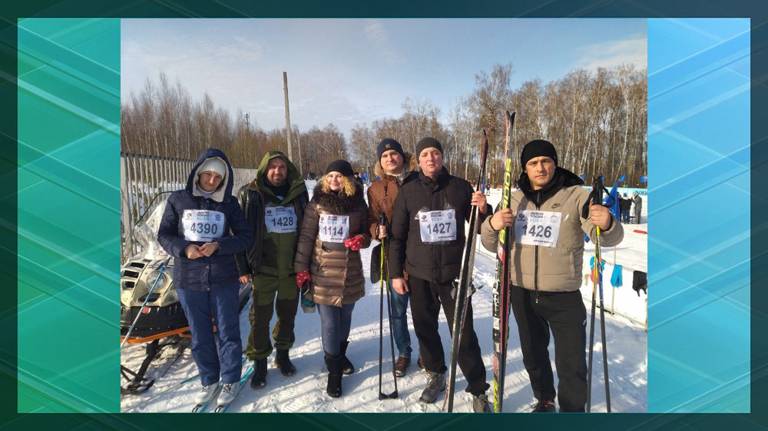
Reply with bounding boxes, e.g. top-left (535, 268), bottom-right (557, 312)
top-left (378, 214), bottom-right (398, 400)
top-left (587, 176), bottom-right (611, 412)
top-left (383, 241), bottom-right (399, 399)
top-left (598, 238), bottom-right (612, 412)
top-left (378, 235), bottom-right (385, 399)
top-left (586, 177), bottom-right (602, 412)
top-left (121, 258), bottom-right (171, 348)
top-left (445, 131), bottom-right (489, 412)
